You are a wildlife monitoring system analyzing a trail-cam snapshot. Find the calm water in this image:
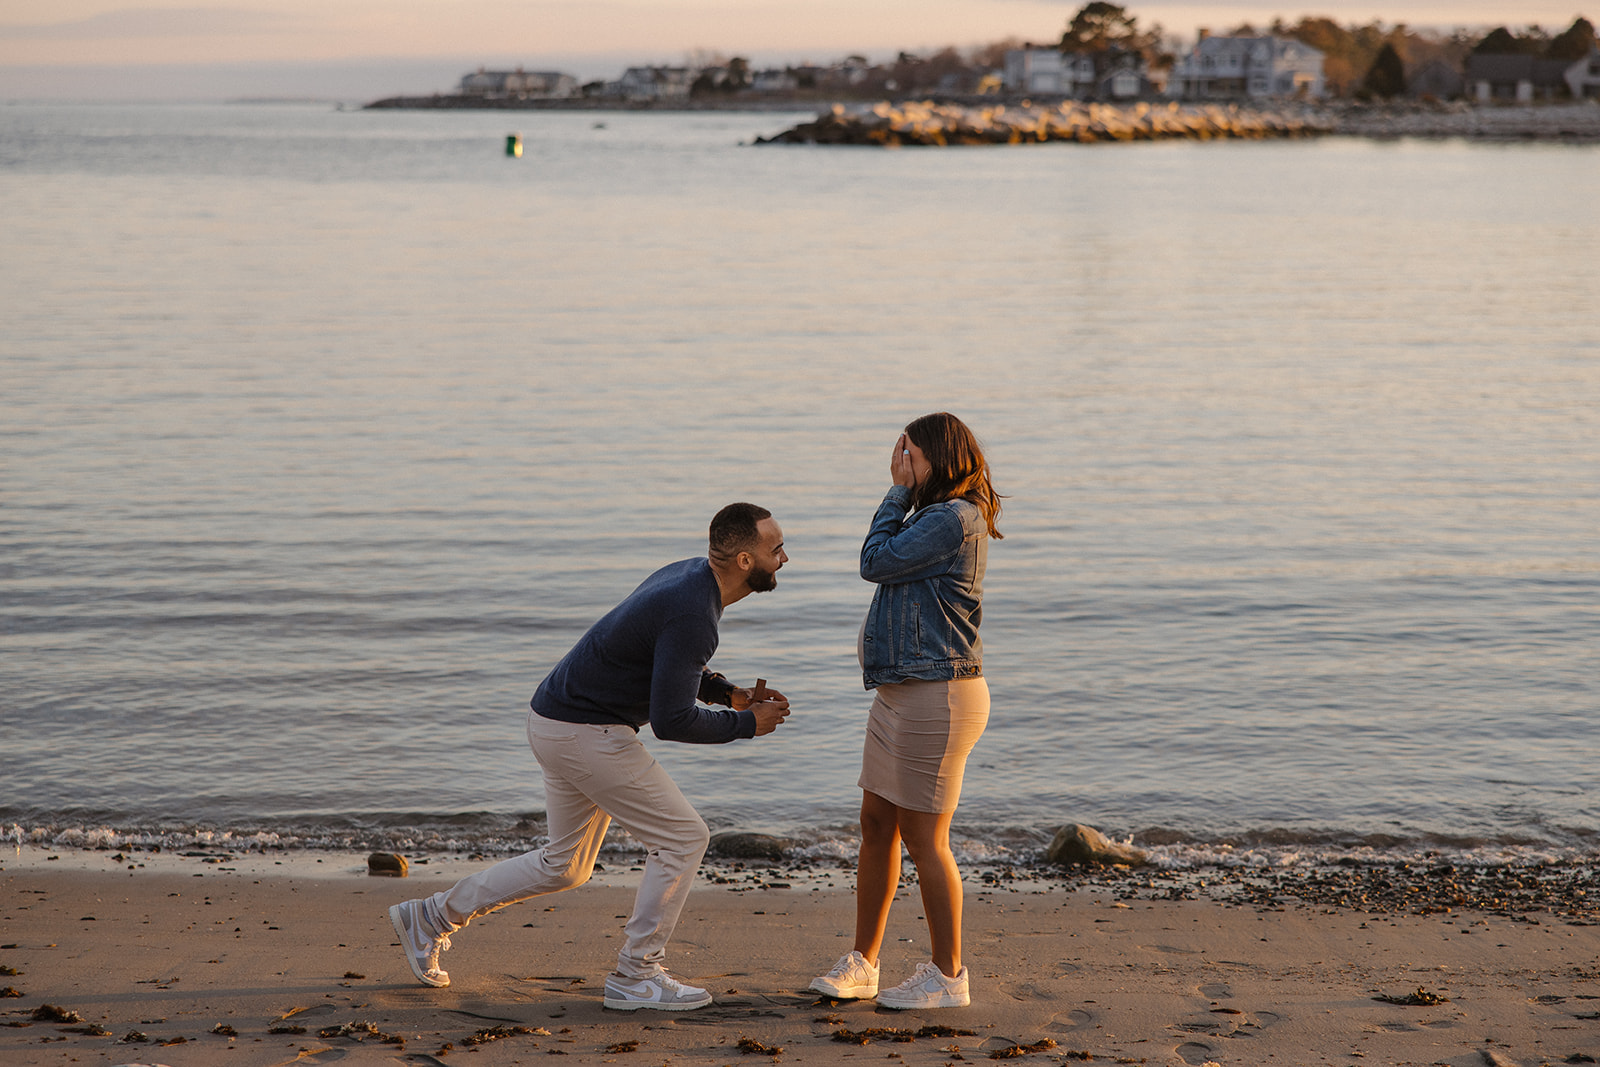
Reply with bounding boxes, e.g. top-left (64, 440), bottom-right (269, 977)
top-left (3, 103), bottom-right (1598, 868)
